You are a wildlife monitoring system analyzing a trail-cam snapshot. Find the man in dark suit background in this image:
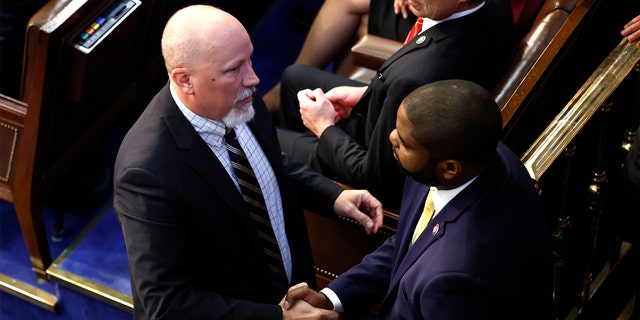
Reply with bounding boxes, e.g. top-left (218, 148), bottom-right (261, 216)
top-left (113, 5), bottom-right (383, 319)
top-left (283, 80), bottom-right (554, 319)
top-left (275, 0), bottom-right (517, 207)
